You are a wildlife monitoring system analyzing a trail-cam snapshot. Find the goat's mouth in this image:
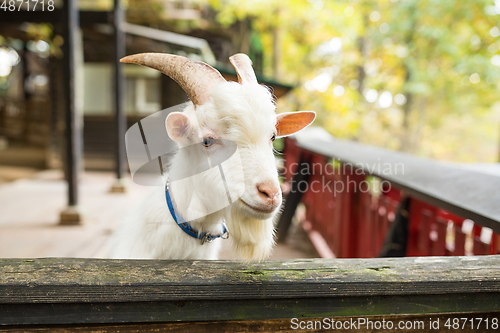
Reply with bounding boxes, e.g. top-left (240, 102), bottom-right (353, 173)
top-left (238, 199), bottom-right (277, 215)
